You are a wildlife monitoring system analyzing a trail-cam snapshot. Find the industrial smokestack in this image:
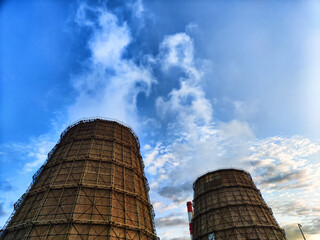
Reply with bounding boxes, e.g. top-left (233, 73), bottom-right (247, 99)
top-left (186, 201), bottom-right (194, 240)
